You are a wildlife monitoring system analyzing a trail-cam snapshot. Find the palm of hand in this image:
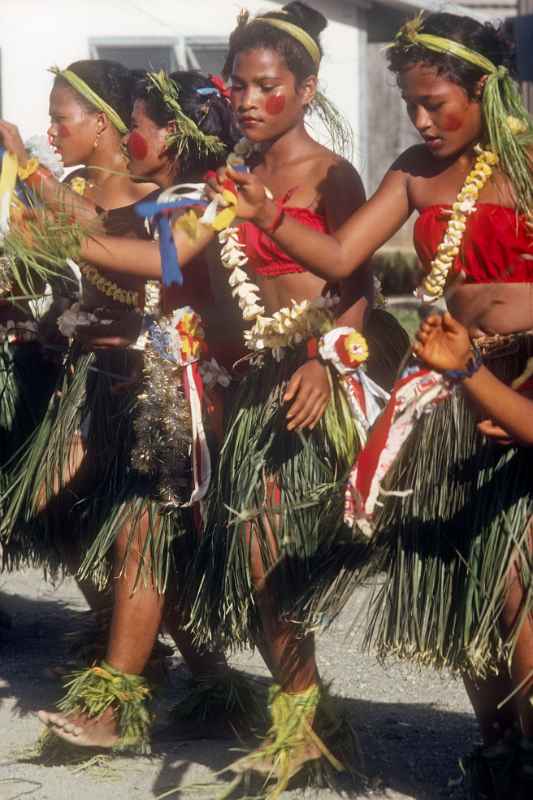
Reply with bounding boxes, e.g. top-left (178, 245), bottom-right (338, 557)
top-left (419, 329), bottom-right (467, 372)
